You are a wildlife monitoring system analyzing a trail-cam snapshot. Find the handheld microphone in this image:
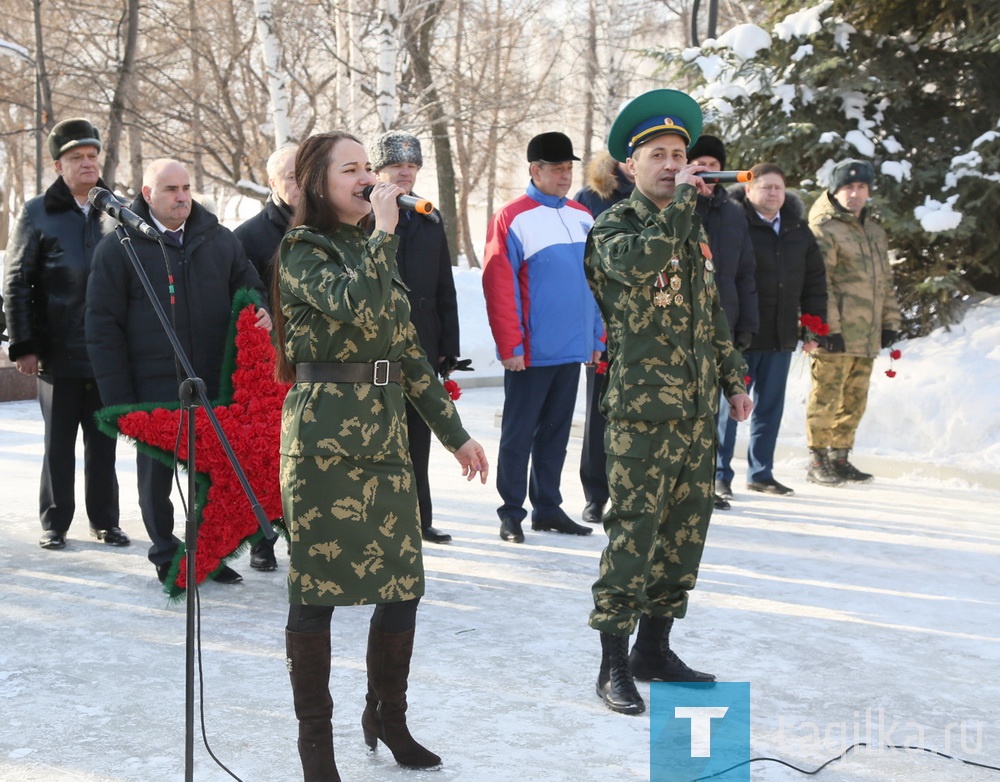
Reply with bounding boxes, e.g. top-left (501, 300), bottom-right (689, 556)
top-left (88, 187), bottom-right (160, 240)
top-left (361, 185), bottom-right (435, 216)
top-left (699, 170), bottom-right (754, 184)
